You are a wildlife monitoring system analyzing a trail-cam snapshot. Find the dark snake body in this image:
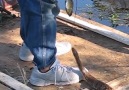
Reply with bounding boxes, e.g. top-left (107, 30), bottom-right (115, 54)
top-left (72, 48), bottom-right (113, 90)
